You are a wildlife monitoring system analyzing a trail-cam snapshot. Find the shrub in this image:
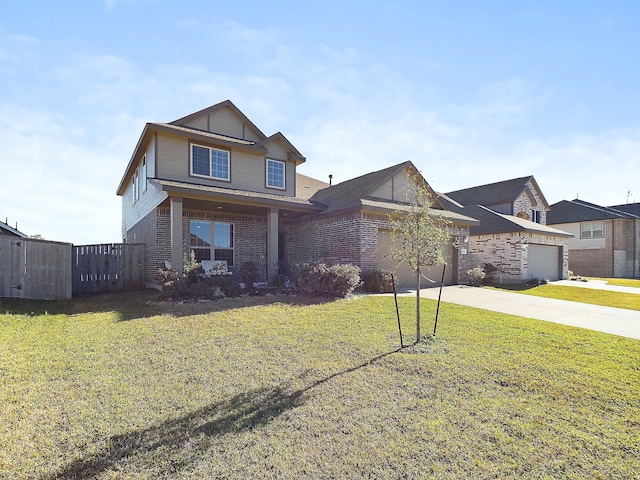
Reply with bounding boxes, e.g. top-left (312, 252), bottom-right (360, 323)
top-left (360, 269), bottom-right (394, 293)
top-left (161, 278), bottom-right (225, 301)
top-left (239, 261), bottom-right (260, 290)
top-left (184, 251), bottom-right (204, 286)
top-left (158, 252), bottom-right (240, 301)
top-left (296, 263), bottom-right (361, 297)
top-left (210, 275), bottom-right (243, 298)
top-left (467, 266), bottom-right (486, 286)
